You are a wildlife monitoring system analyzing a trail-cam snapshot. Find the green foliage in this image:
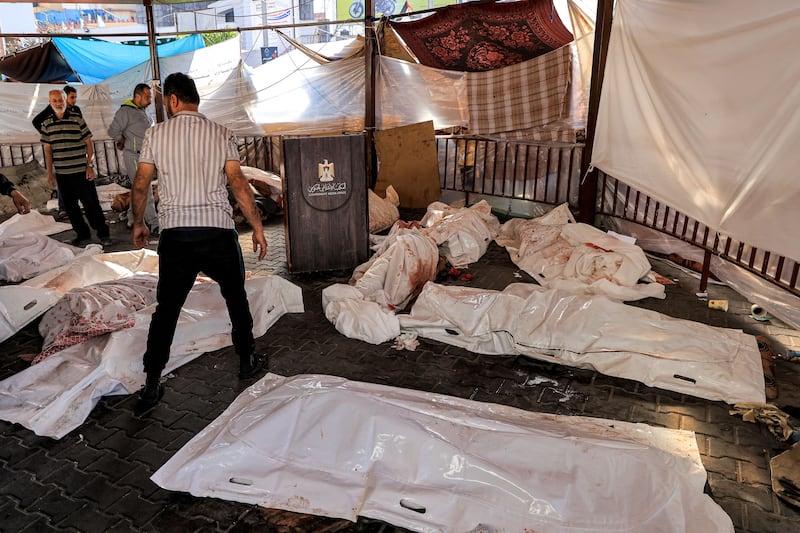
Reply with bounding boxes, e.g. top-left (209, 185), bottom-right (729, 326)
top-left (202, 32), bottom-right (237, 47)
